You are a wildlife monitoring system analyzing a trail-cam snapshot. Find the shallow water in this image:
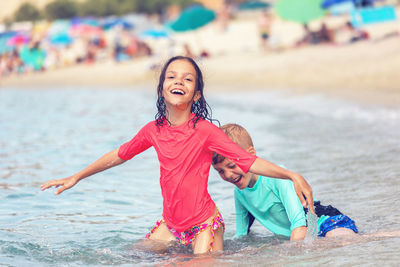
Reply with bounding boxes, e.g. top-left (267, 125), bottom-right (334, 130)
top-left (1, 87), bottom-right (400, 266)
